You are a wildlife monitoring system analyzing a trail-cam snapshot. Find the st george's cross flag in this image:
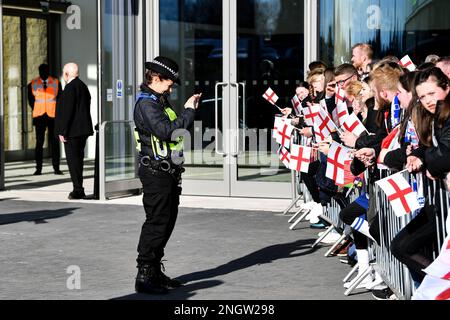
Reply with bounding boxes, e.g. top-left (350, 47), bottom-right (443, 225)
top-left (412, 276), bottom-right (450, 300)
top-left (326, 142), bottom-right (352, 185)
top-left (335, 85), bottom-right (346, 105)
top-left (423, 235), bottom-right (450, 281)
top-left (302, 103), bottom-right (321, 127)
top-left (376, 172), bottom-right (421, 217)
top-left (399, 55), bottom-right (417, 72)
top-left (316, 107), bottom-right (338, 139)
top-left (276, 121), bottom-right (295, 149)
top-left (332, 99), bottom-right (350, 128)
top-left (278, 147), bottom-right (291, 169)
top-left (289, 144), bottom-right (312, 173)
top-left (313, 123), bottom-right (325, 142)
top-left (342, 113), bottom-right (367, 137)
top-left (291, 95), bottom-right (302, 116)
top-left (273, 116), bottom-right (285, 141)
top-left (263, 87), bottom-right (279, 105)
